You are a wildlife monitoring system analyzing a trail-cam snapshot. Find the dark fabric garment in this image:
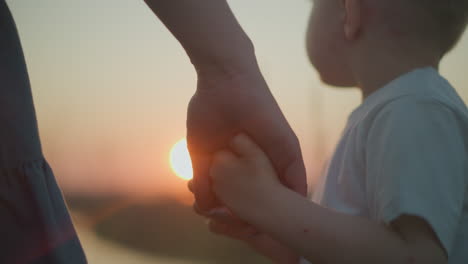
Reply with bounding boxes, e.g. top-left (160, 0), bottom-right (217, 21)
top-left (0, 2), bottom-right (87, 263)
